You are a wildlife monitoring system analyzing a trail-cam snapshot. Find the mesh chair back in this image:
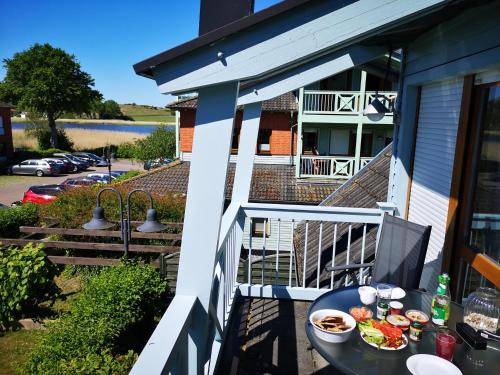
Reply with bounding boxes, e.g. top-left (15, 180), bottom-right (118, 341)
top-left (372, 215), bottom-right (431, 289)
